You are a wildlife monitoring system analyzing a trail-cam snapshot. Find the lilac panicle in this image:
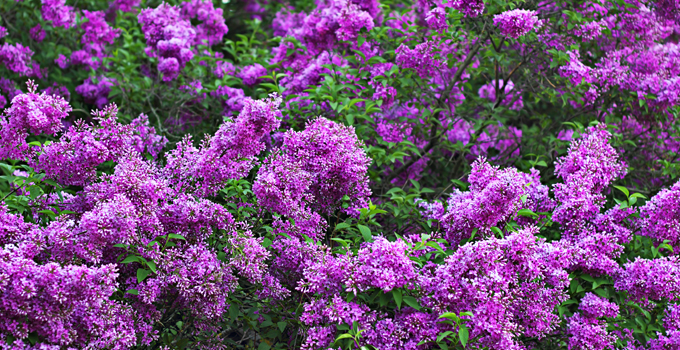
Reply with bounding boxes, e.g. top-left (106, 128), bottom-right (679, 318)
top-left (254, 117), bottom-right (371, 225)
top-left (638, 180), bottom-right (680, 247)
top-left (493, 9), bottom-right (542, 38)
top-left (1, 81), bottom-right (71, 160)
top-left (166, 94), bottom-right (282, 197)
